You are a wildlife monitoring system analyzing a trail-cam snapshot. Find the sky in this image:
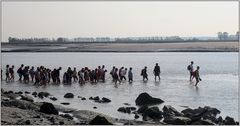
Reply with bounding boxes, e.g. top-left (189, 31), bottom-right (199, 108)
top-left (1, 1), bottom-right (239, 42)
